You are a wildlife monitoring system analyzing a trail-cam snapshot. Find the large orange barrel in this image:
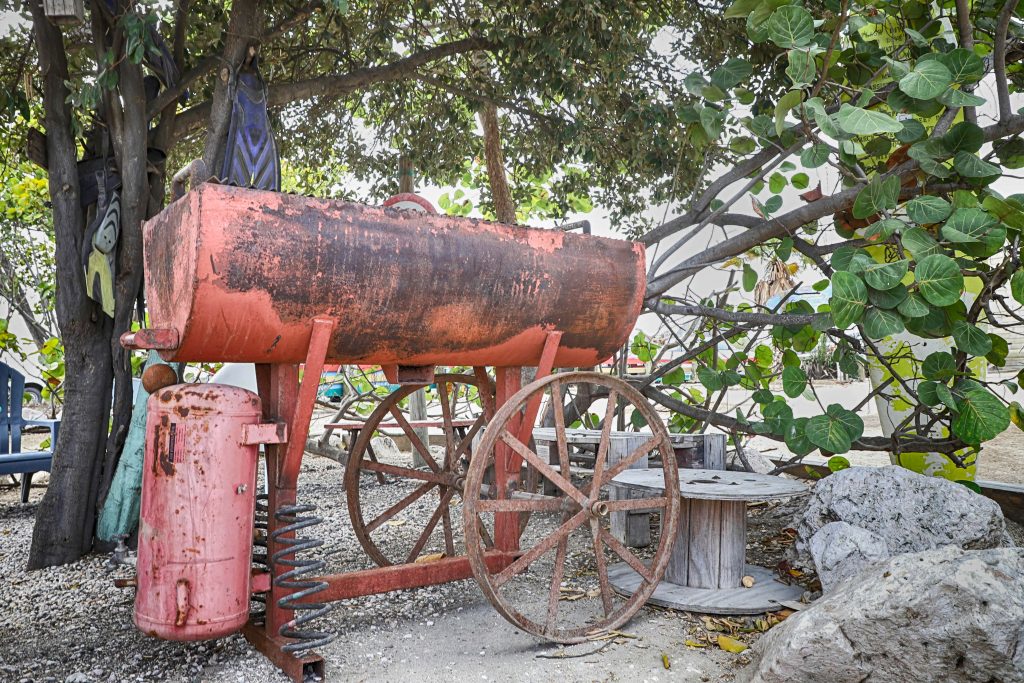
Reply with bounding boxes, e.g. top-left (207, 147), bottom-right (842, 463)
top-left (141, 184), bottom-right (645, 367)
top-left (135, 383), bottom-right (261, 640)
